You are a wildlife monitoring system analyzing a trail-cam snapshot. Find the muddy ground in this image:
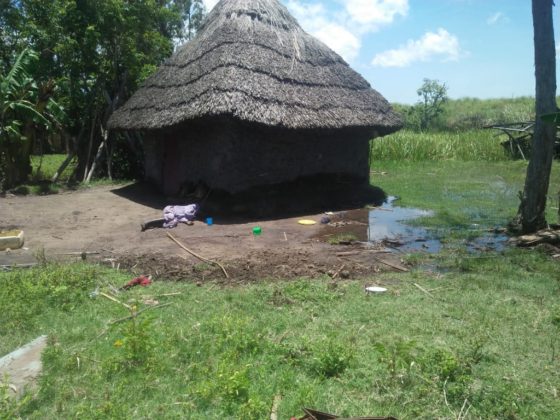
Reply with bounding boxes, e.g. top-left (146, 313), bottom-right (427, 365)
top-left (0, 183), bottom-right (409, 283)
